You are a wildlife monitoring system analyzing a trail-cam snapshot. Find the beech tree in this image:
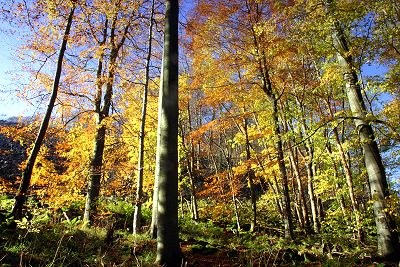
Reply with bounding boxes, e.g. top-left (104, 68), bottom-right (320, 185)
top-left (83, 1), bottom-right (137, 223)
top-left (154, 0), bottom-right (181, 265)
top-left (324, 0), bottom-right (399, 259)
top-left (133, 0), bottom-right (155, 235)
